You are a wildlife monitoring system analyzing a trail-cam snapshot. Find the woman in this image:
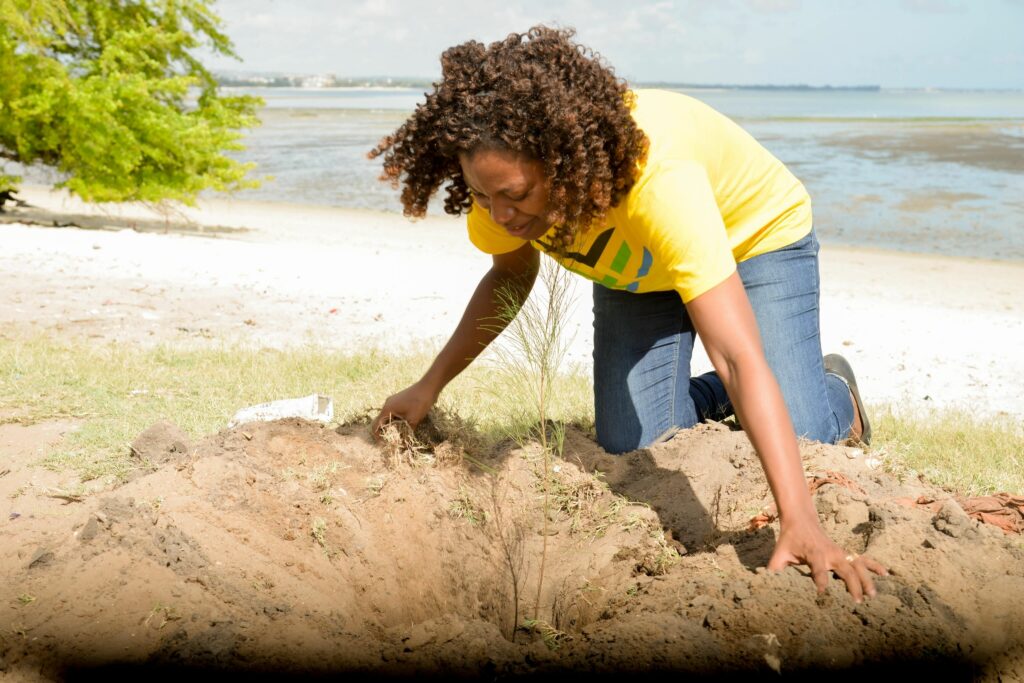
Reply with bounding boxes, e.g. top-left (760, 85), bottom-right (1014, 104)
top-left (369, 26), bottom-right (886, 600)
